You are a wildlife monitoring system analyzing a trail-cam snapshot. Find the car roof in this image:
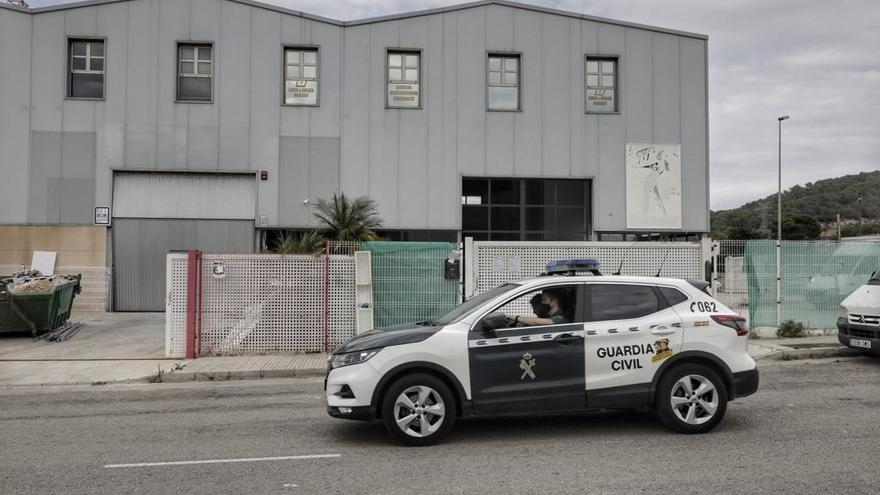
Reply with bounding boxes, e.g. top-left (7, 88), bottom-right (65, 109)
top-left (515, 274), bottom-right (692, 289)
